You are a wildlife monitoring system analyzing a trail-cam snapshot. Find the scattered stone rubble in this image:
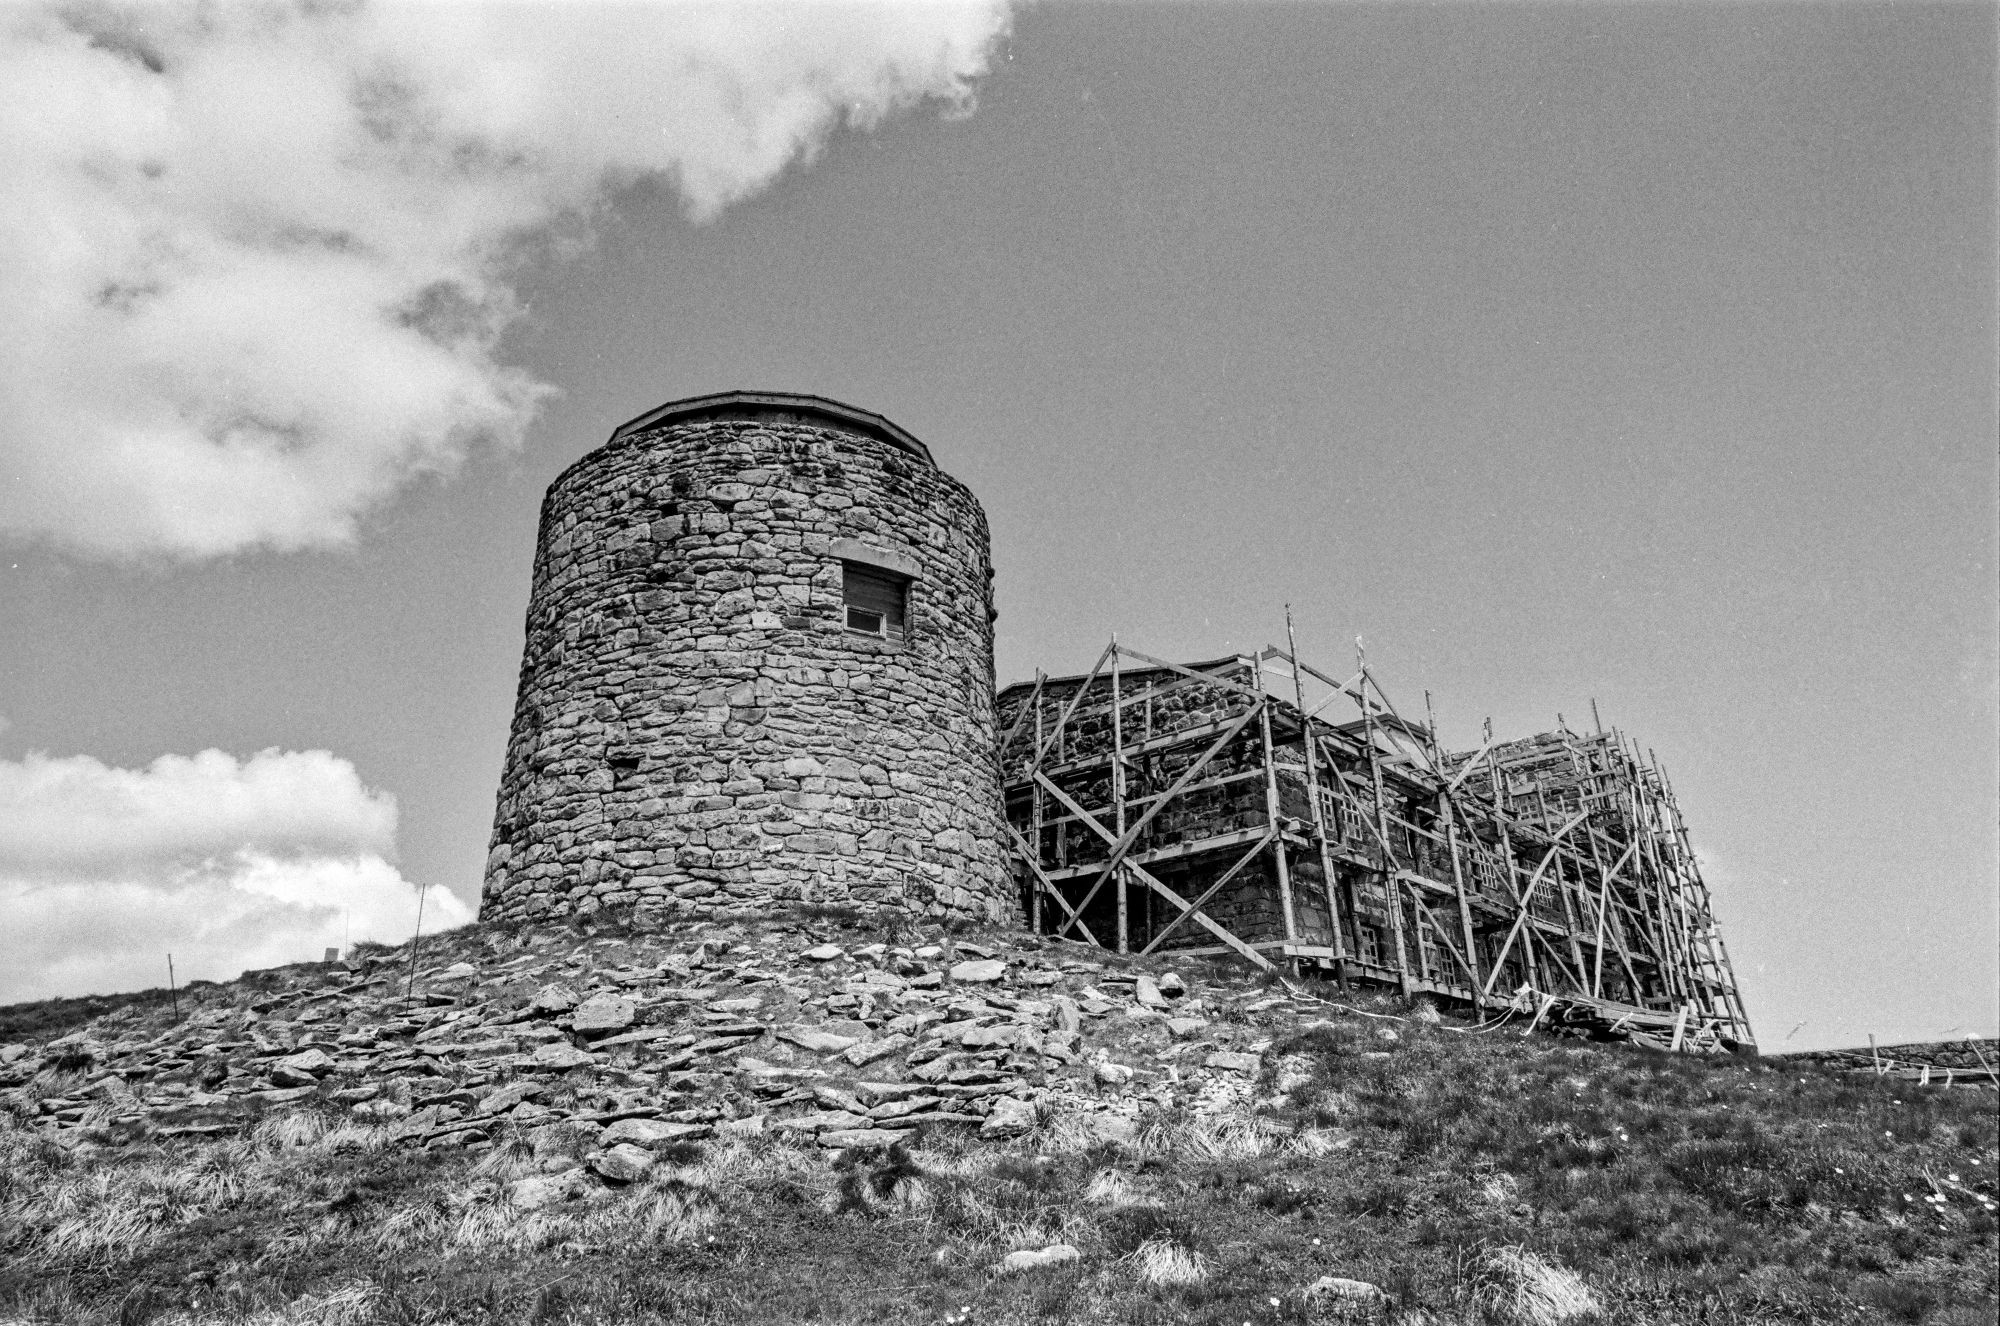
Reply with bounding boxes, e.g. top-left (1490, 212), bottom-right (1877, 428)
top-left (0, 918), bottom-right (1346, 1195)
